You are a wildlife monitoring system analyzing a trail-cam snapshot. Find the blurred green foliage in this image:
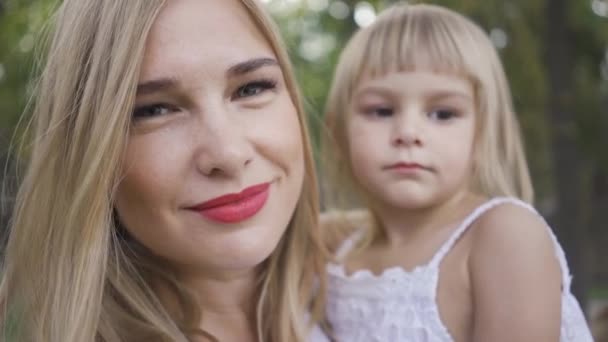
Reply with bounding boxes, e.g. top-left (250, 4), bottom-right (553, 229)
top-left (0, 0), bottom-right (55, 140)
